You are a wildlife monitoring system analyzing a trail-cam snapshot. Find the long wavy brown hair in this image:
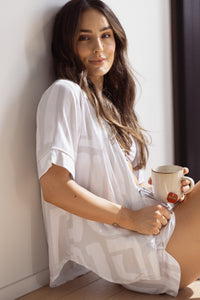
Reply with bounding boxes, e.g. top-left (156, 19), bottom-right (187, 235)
top-left (52, 0), bottom-right (149, 169)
